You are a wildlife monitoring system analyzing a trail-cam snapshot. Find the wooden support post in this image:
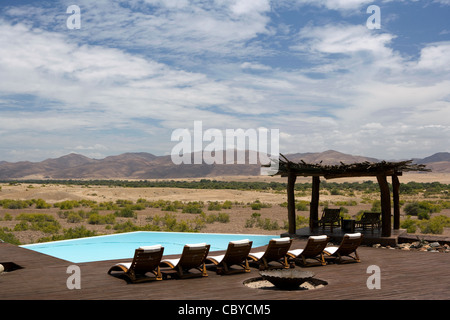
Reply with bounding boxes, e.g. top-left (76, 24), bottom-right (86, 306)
top-left (392, 175), bottom-right (400, 230)
top-left (377, 175), bottom-right (392, 237)
top-left (287, 172), bottom-right (297, 235)
top-left (310, 176), bottom-right (320, 231)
